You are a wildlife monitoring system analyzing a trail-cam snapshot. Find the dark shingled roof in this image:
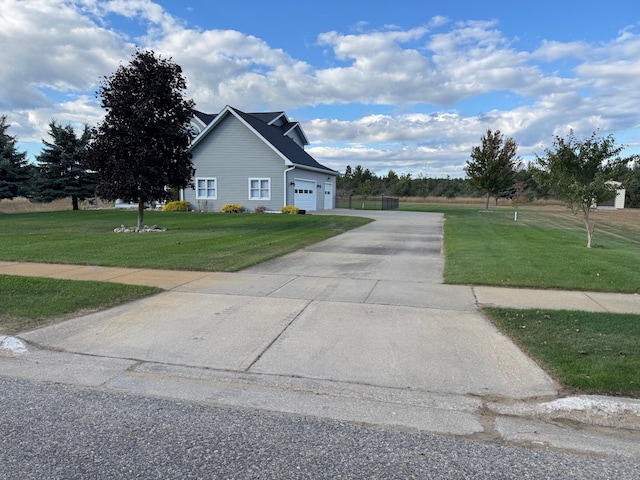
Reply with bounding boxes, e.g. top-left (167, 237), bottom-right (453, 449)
top-left (193, 110), bottom-right (217, 125)
top-left (229, 107), bottom-right (336, 174)
top-left (246, 112), bottom-right (284, 124)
